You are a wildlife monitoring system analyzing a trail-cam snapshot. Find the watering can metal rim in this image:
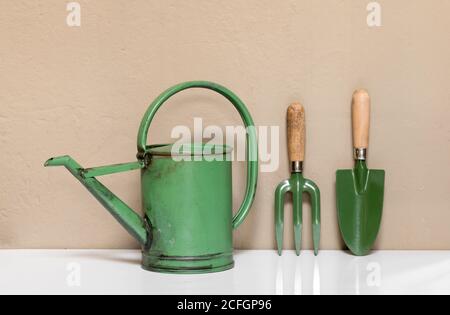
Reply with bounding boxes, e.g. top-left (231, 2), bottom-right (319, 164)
top-left (146, 143), bottom-right (233, 157)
